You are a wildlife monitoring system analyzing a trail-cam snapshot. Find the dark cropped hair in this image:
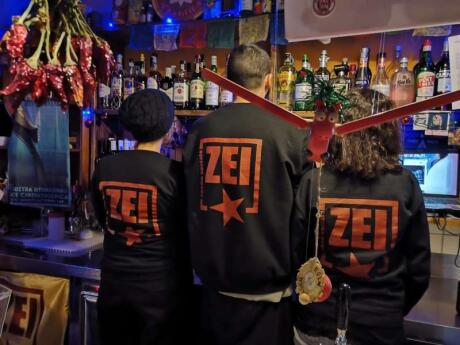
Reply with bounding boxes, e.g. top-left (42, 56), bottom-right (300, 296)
top-left (327, 89), bottom-right (403, 179)
top-left (227, 44), bottom-right (271, 90)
